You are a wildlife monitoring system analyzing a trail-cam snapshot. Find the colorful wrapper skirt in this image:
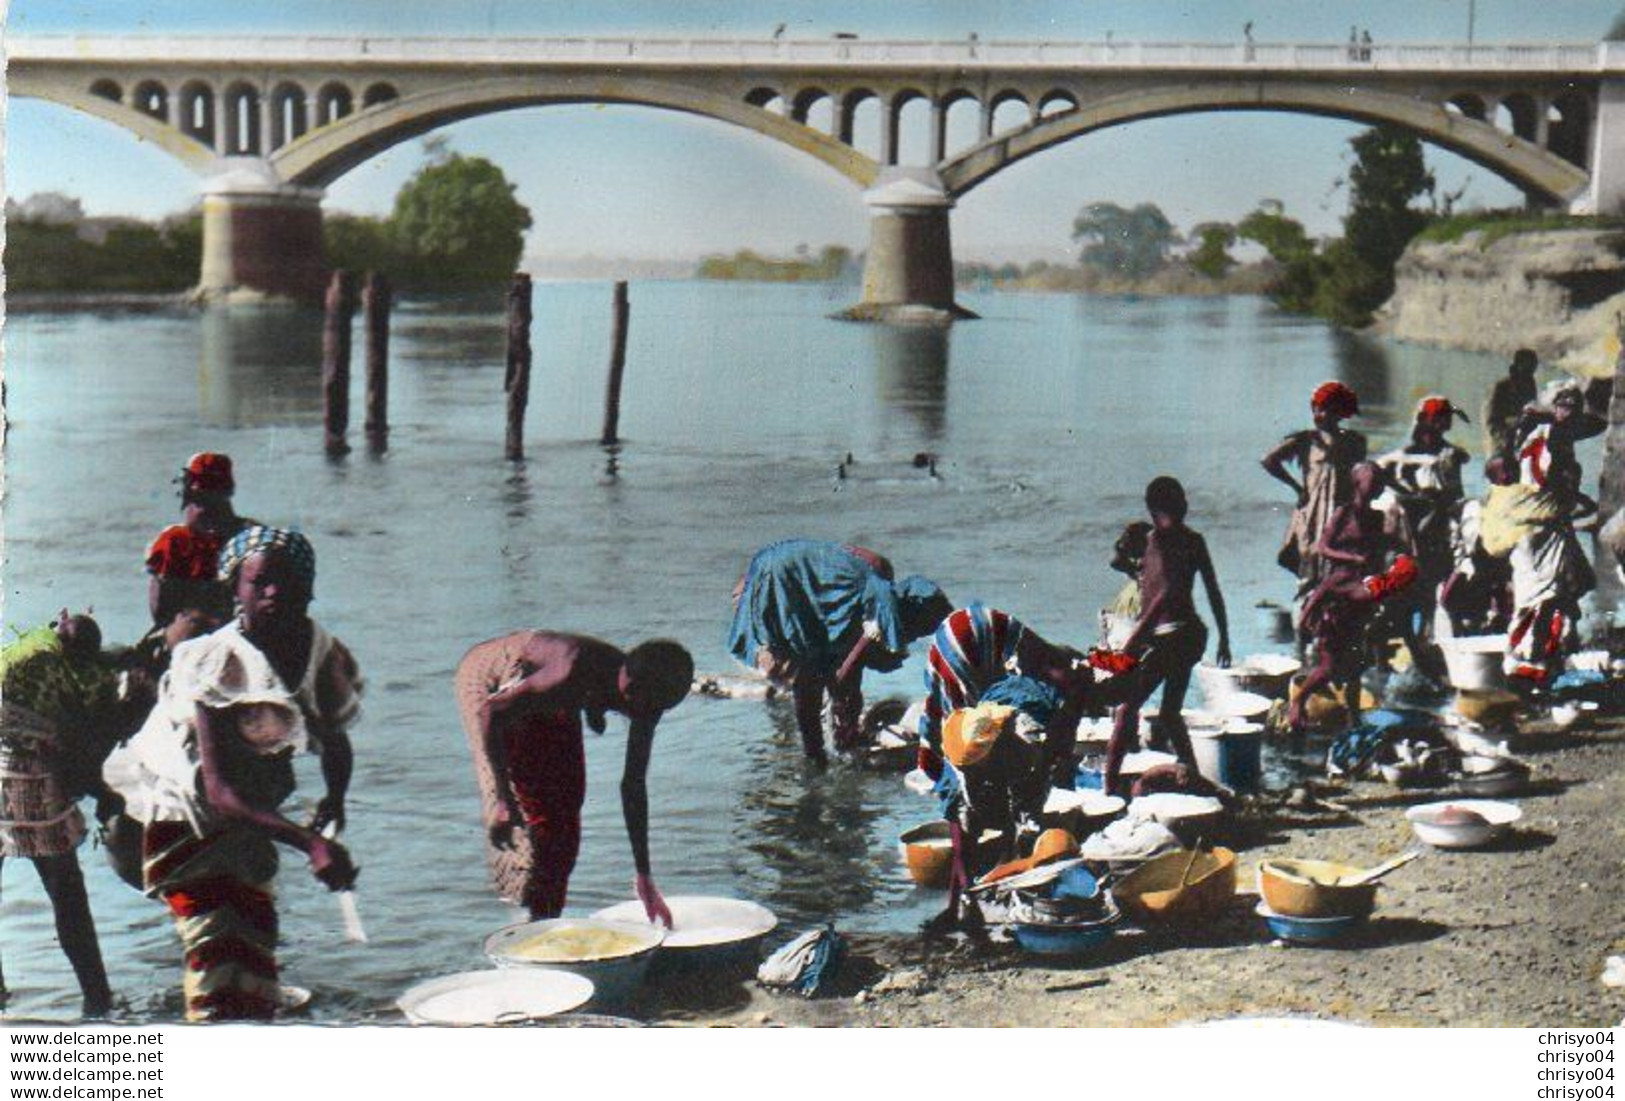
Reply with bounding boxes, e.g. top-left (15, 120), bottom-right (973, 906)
top-left (143, 821), bottom-right (281, 1022)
